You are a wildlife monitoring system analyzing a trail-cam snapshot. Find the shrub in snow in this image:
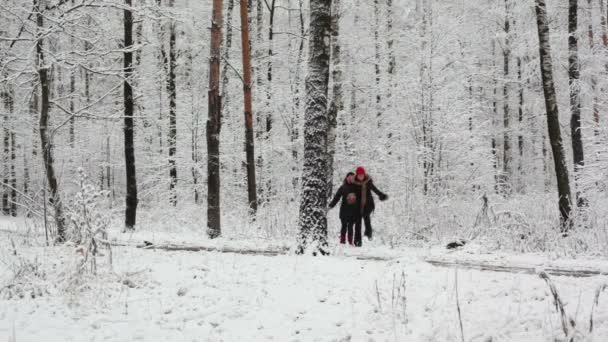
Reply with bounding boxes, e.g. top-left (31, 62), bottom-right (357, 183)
top-left (65, 168), bottom-right (113, 274)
